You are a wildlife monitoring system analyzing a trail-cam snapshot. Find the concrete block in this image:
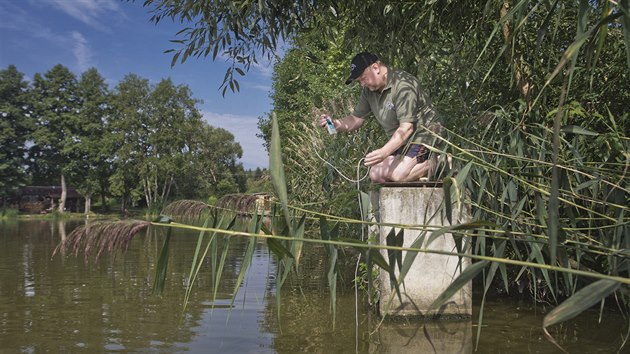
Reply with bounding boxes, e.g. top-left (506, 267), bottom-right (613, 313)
top-left (370, 186), bottom-right (472, 318)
